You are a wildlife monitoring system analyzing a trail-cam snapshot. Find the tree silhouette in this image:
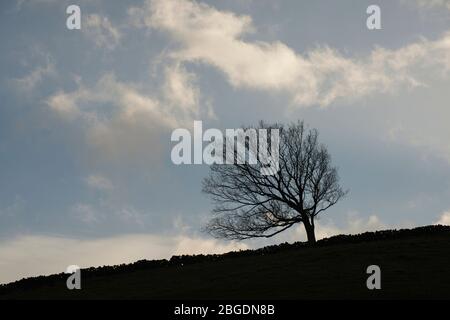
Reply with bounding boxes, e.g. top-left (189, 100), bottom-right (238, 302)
top-left (203, 121), bottom-right (347, 244)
